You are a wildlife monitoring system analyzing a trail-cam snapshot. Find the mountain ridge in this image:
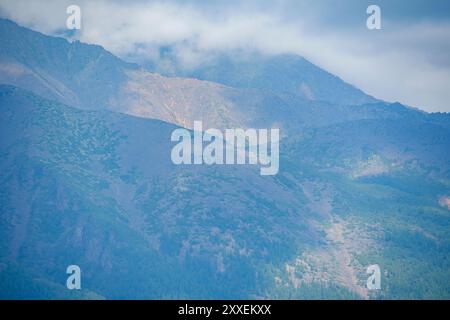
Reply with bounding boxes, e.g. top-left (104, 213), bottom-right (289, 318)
top-left (143, 49), bottom-right (379, 106)
top-left (0, 18), bottom-right (422, 133)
